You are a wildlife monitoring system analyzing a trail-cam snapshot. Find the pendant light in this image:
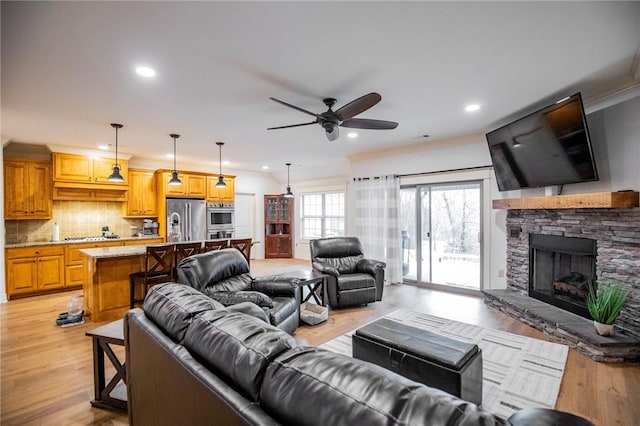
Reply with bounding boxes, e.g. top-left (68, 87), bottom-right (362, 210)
top-left (215, 141), bottom-right (227, 188)
top-left (283, 162), bottom-right (294, 198)
top-left (168, 133), bottom-right (182, 185)
top-left (107, 123), bottom-right (125, 182)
